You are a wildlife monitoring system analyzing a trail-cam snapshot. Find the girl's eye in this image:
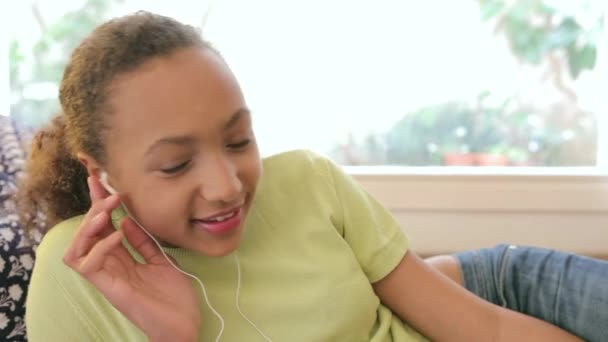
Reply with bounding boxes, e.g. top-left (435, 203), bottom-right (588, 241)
top-left (160, 160), bottom-right (190, 174)
top-left (227, 139), bottom-right (250, 149)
